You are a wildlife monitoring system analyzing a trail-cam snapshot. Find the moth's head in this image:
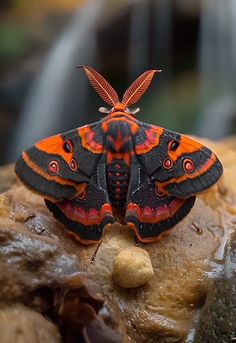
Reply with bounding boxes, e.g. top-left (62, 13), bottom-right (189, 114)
top-left (98, 102), bottom-right (140, 118)
top-left (78, 65), bottom-right (161, 118)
